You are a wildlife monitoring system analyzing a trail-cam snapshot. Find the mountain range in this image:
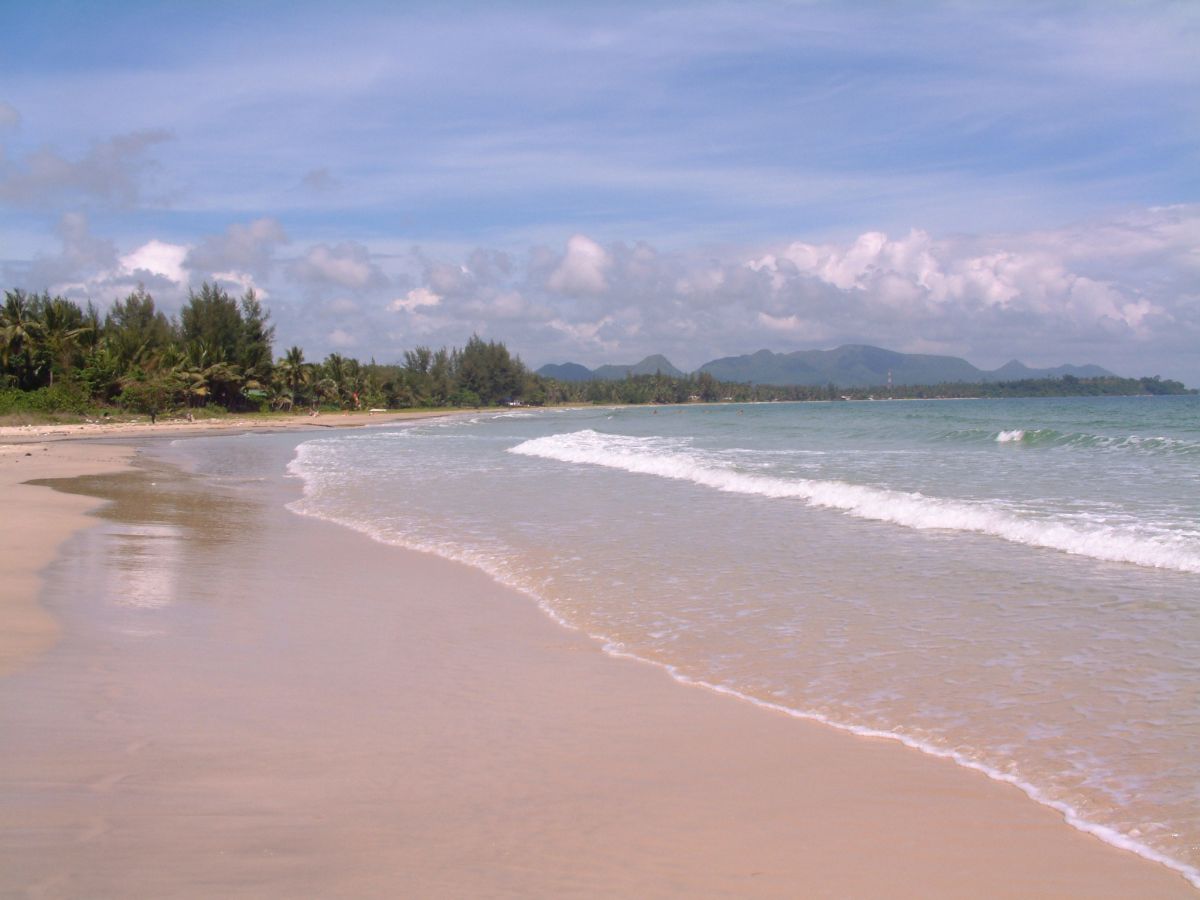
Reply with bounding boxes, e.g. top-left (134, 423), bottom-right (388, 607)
top-left (536, 345), bottom-right (1113, 388)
